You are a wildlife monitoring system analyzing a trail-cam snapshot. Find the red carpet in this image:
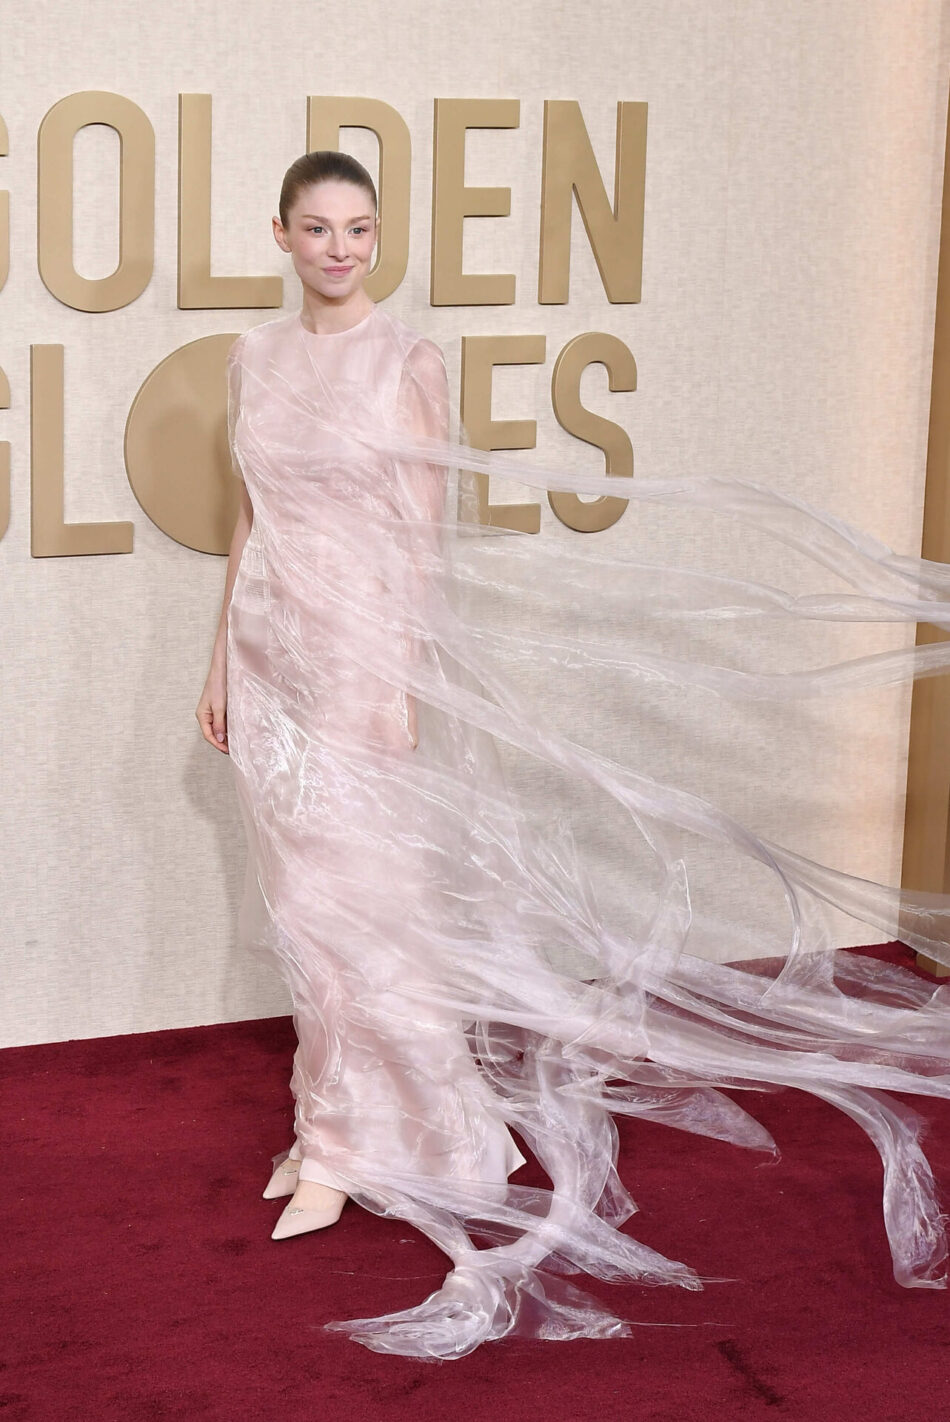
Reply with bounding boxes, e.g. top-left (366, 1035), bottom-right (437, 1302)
top-left (2, 944), bottom-right (948, 1422)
